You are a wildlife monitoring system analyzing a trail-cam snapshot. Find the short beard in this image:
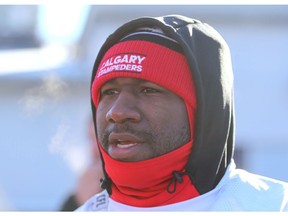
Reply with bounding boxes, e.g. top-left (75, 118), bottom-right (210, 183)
top-left (99, 123), bottom-right (190, 160)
